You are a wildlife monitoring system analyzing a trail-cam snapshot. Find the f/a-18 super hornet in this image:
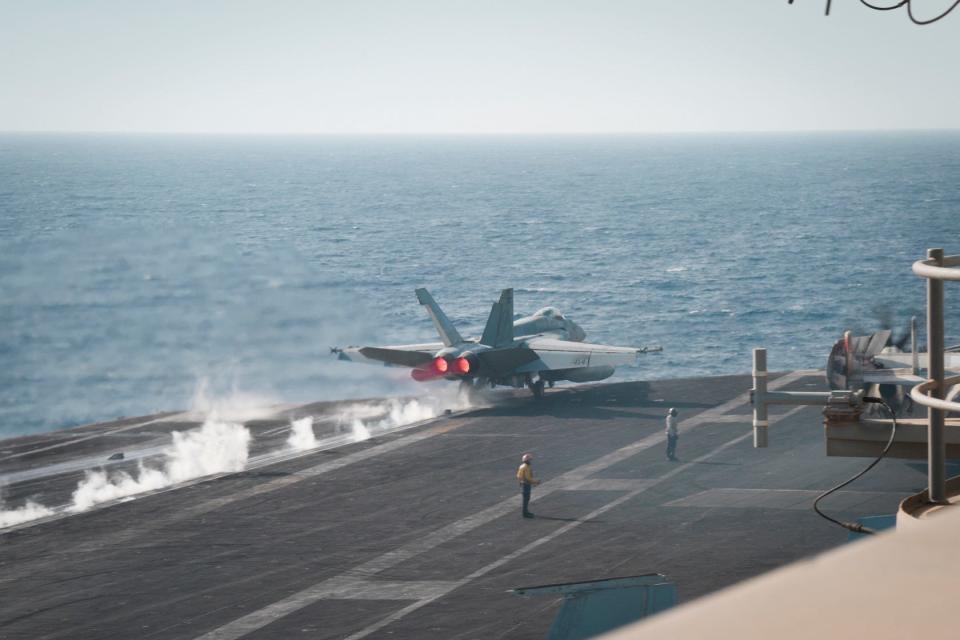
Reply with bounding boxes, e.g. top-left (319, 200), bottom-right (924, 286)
top-left (826, 318), bottom-right (960, 415)
top-left (333, 288), bottom-right (661, 398)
